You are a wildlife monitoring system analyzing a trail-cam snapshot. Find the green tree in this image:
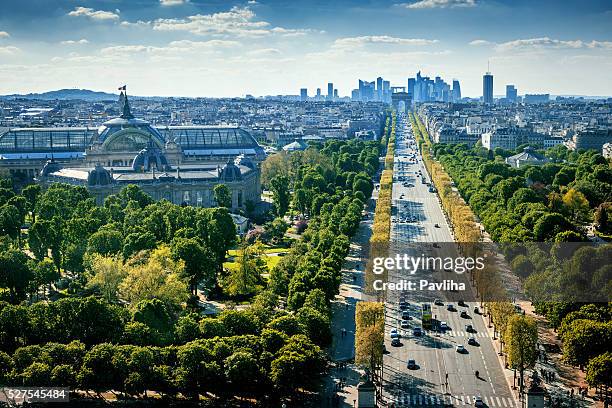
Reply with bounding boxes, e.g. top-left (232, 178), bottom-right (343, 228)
top-left (562, 188), bottom-right (592, 224)
top-left (87, 229), bottom-right (123, 256)
top-left (22, 184), bottom-right (42, 223)
top-left (122, 231), bottom-right (157, 258)
top-left (505, 315), bottom-right (538, 394)
top-left (561, 319), bottom-right (611, 369)
top-left (270, 335), bottom-right (326, 394)
top-left (171, 237), bottom-right (216, 294)
top-left (86, 255), bottom-right (126, 303)
top-left (585, 352), bottom-right (611, 404)
top-left (33, 258), bottom-right (60, 299)
top-left (225, 243), bottom-right (266, 297)
top-left (213, 184), bottom-right (232, 208)
top-left (0, 249), bottom-right (34, 303)
top-left (0, 204), bottom-right (22, 241)
top-left (118, 246), bottom-right (189, 309)
top-left (270, 175), bottom-right (290, 217)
